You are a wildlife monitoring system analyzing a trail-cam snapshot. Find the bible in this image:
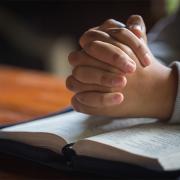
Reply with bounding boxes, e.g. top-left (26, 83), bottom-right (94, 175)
top-left (0, 110), bottom-right (180, 178)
